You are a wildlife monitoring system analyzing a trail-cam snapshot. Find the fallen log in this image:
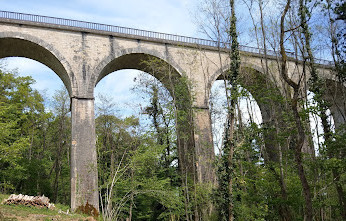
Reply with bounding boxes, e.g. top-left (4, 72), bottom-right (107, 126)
top-left (1, 194), bottom-right (55, 210)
